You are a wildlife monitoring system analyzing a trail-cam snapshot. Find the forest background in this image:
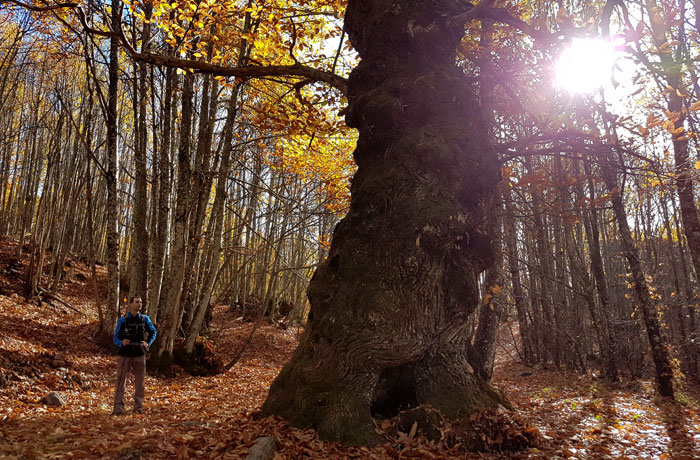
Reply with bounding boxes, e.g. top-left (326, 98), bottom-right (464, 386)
top-left (1, 0), bottom-right (700, 457)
